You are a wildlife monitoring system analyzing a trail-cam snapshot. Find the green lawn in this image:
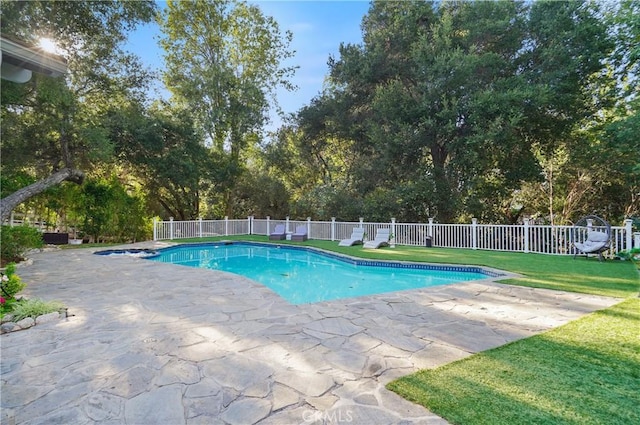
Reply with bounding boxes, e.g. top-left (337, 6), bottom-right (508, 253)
top-left (387, 298), bottom-right (640, 425)
top-left (174, 235), bottom-right (640, 298)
